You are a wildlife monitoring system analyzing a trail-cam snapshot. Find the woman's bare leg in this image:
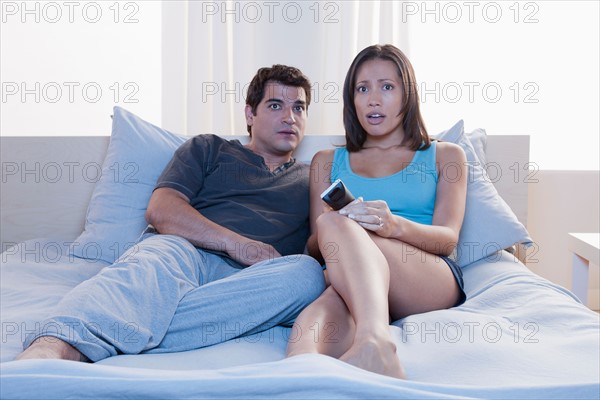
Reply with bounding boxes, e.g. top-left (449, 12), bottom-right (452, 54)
top-left (286, 286), bottom-right (355, 359)
top-left (313, 211), bottom-right (461, 378)
top-left (315, 212), bottom-right (404, 378)
top-left (369, 234), bottom-right (461, 321)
